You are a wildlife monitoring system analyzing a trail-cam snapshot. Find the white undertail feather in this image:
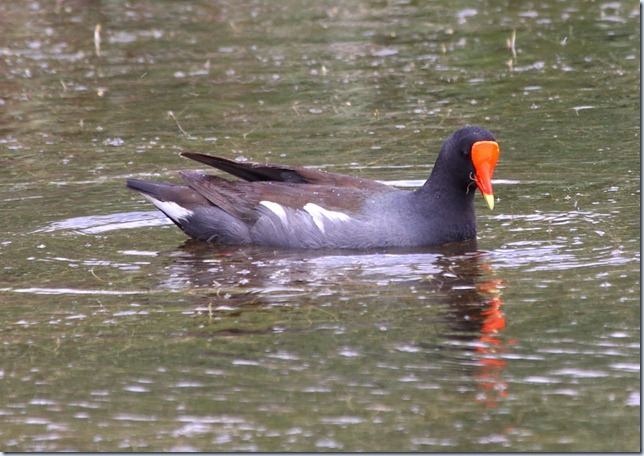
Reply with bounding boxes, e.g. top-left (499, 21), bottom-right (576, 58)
top-left (142, 194), bottom-right (193, 222)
